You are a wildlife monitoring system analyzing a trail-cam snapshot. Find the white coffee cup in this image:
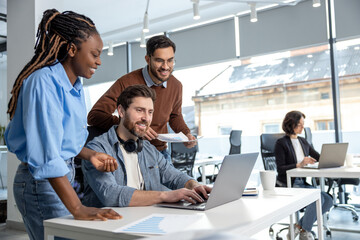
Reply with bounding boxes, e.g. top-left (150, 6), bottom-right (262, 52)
top-left (260, 170), bottom-right (277, 190)
top-left (345, 154), bottom-right (354, 167)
